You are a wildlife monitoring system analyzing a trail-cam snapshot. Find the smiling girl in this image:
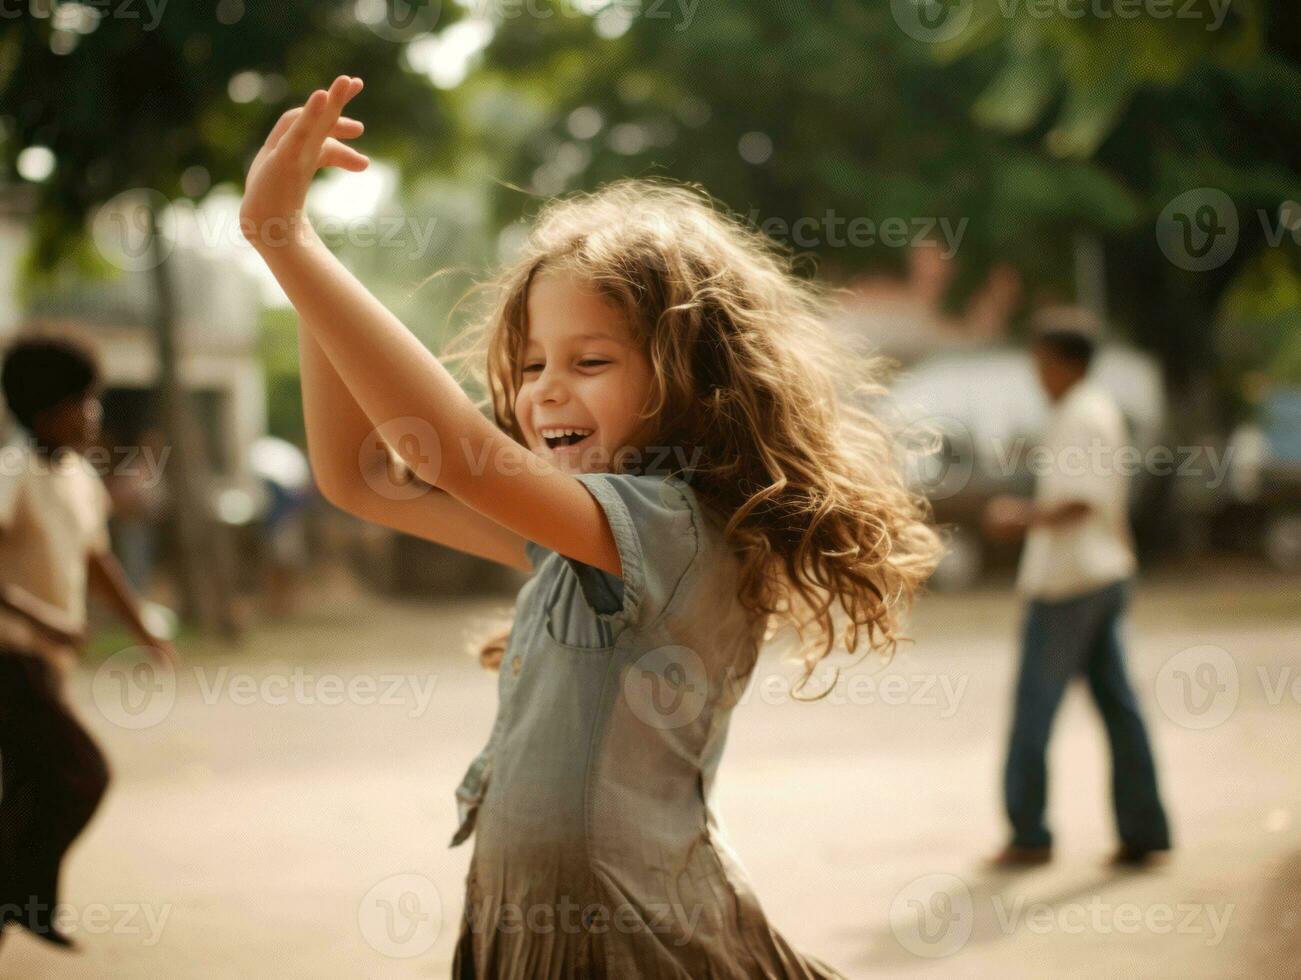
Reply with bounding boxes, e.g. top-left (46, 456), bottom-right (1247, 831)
top-left (242, 75), bottom-right (940, 978)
